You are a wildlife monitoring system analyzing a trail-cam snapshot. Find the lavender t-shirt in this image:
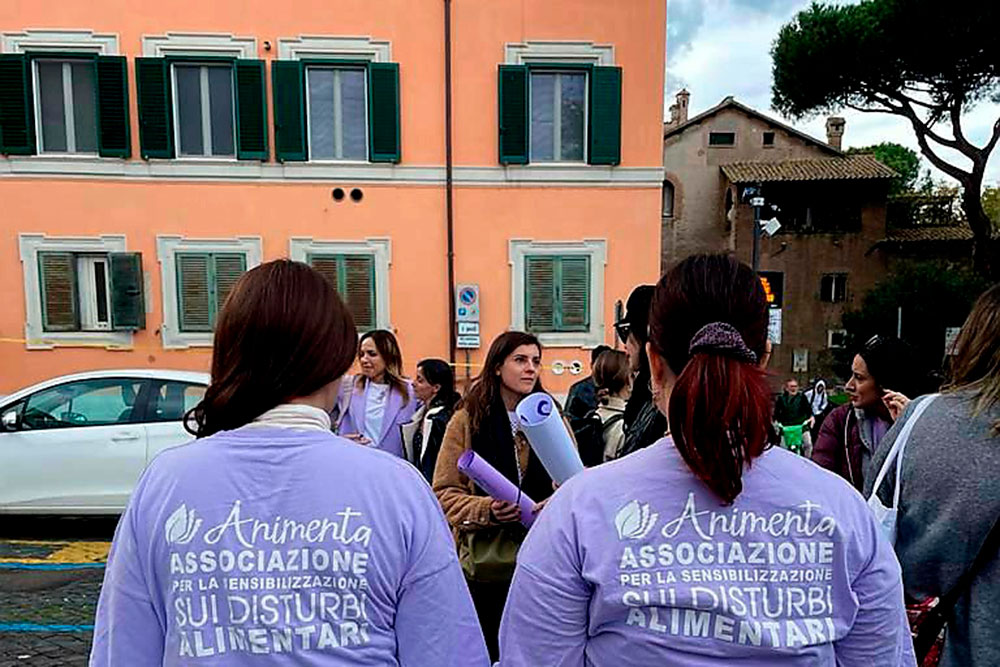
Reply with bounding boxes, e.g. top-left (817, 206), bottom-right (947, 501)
top-left (499, 438), bottom-right (916, 666)
top-left (90, 427), bottom-right (489, 666)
